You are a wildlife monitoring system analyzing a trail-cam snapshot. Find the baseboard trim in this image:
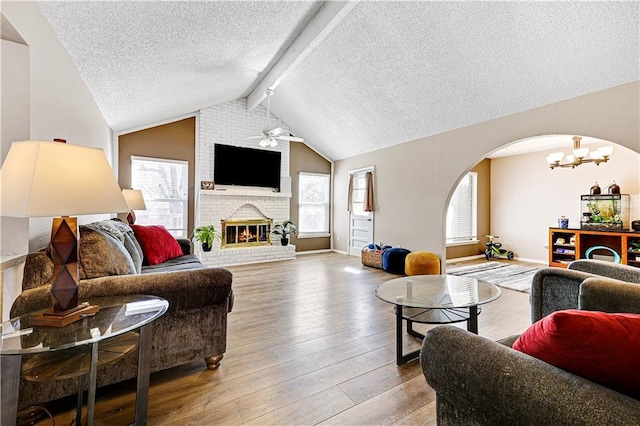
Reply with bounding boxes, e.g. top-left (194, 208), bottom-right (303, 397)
top-left (445, 254), bottom-right (485, 263)
top-left (332, 249), bottom-right (348, 255)
top-left (296, 249), bottom-right (333, 256)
